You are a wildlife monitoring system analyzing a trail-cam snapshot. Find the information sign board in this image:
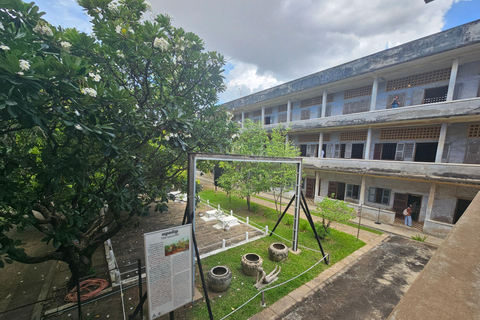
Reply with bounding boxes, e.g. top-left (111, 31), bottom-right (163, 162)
top-left (144, 224), bottom-right (193, 319)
